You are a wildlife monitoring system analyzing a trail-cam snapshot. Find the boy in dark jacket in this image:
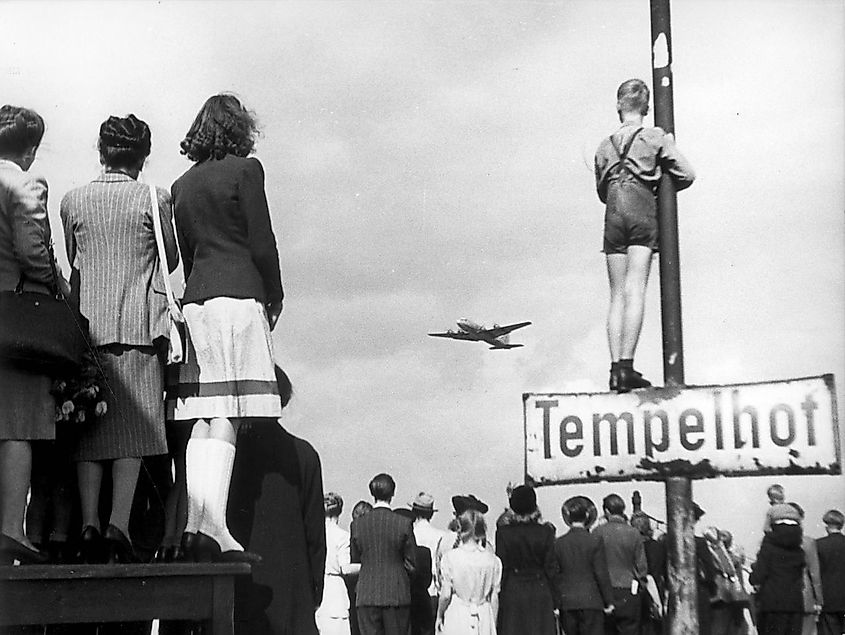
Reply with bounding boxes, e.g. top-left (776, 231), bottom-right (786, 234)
top-left (749, 505), bottom-right (805, 635)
